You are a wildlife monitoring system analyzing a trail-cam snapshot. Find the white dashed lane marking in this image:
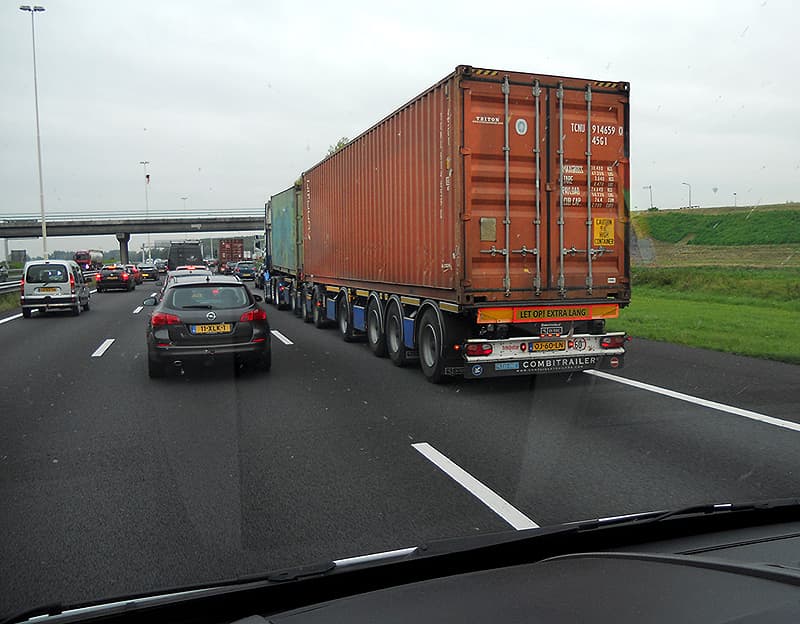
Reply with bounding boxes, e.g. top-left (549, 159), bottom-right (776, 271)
top-left (412, 442), bottom-right (539, 530)
top-left (270, 330), bottom-right (294, 345)
top-left (91, 339), bottom-right (115, 358)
